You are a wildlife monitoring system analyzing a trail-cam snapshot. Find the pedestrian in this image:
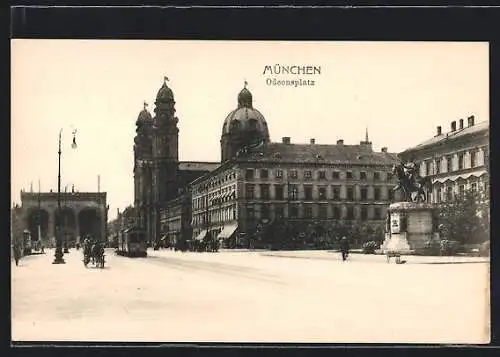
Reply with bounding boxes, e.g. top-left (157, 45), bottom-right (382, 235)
top-left (13, 244), bottom-right (21, 266)
top-left (340, 236), bottom-right (350, 262)
top-left (40, 241), bottom-right (45, 254)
